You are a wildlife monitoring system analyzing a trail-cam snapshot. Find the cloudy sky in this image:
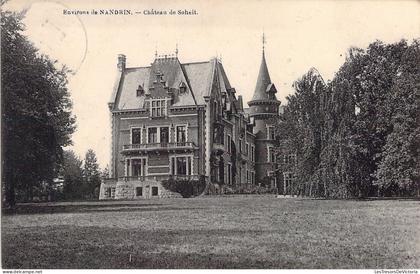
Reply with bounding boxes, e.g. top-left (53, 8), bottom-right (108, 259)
top-left (5, 0), bottom-right (420, 168)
